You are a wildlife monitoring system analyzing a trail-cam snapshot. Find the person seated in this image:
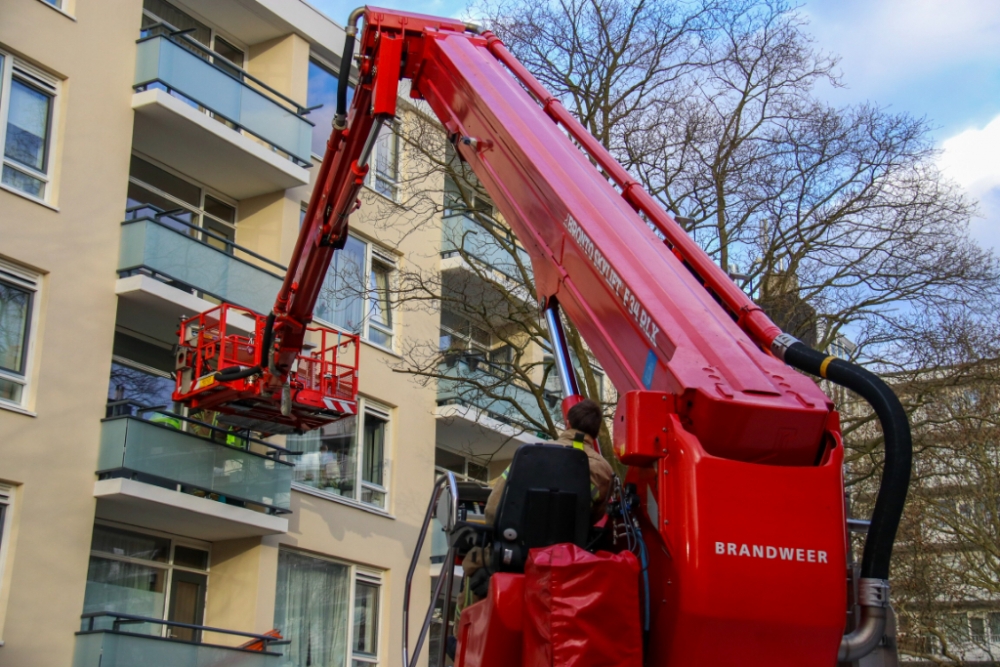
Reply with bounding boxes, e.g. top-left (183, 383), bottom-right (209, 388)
top-left (459, 398), bottom-right (614, 602)
top-left (484, 398), bottom-right (613, 525)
